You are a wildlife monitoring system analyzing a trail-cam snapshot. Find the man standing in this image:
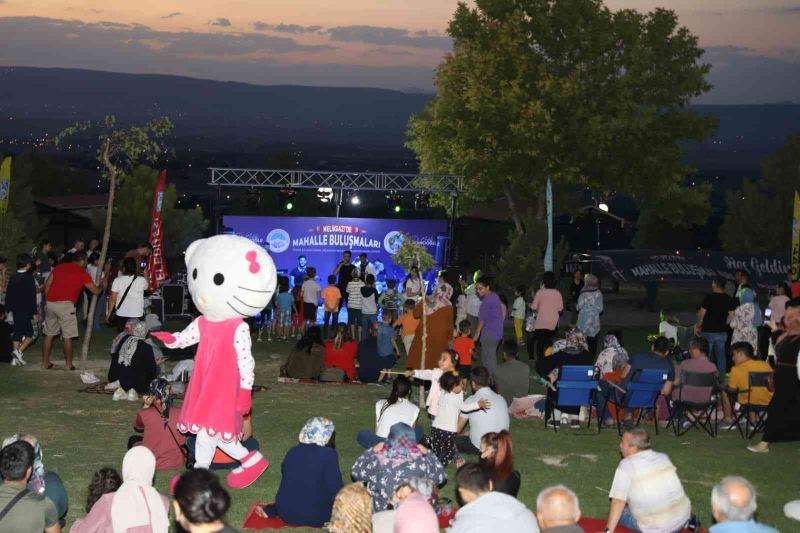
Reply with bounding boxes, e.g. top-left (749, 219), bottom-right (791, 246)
top-left (355, 253), bottom-right (376, 278)
top-left (710, 476), bottom-right (777, 533)
top-left (66, 239), bottom-right (85, 256)
top-left (536, 485), bottom-right (584, 533)
top-left (696, 276), bottom-right (738, 380)
top-left (35, 240), bottom-right (53, 277)
top-left (0, 441), bottom-right (61, 533)
top-left (5, 254), bottom-right (38, 366)
top-left (333, 250), bottom-right (356, 309)
top-left (301, 267), bottom-right (321, 330)
top-left (124, 243), bottom-right (153, 272)
top-left (604, 429), bottom-right (691, 533)
top-left (289, 255), bottom-right (308, 288)
top-left (41, 251), bottom-right (103, 370)
top-left (457, 366), bottom-right (510, 455)
top-left (462, 270), bottom-right (482, 333)
top-left (474, 277), bottom-right (504, 374)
